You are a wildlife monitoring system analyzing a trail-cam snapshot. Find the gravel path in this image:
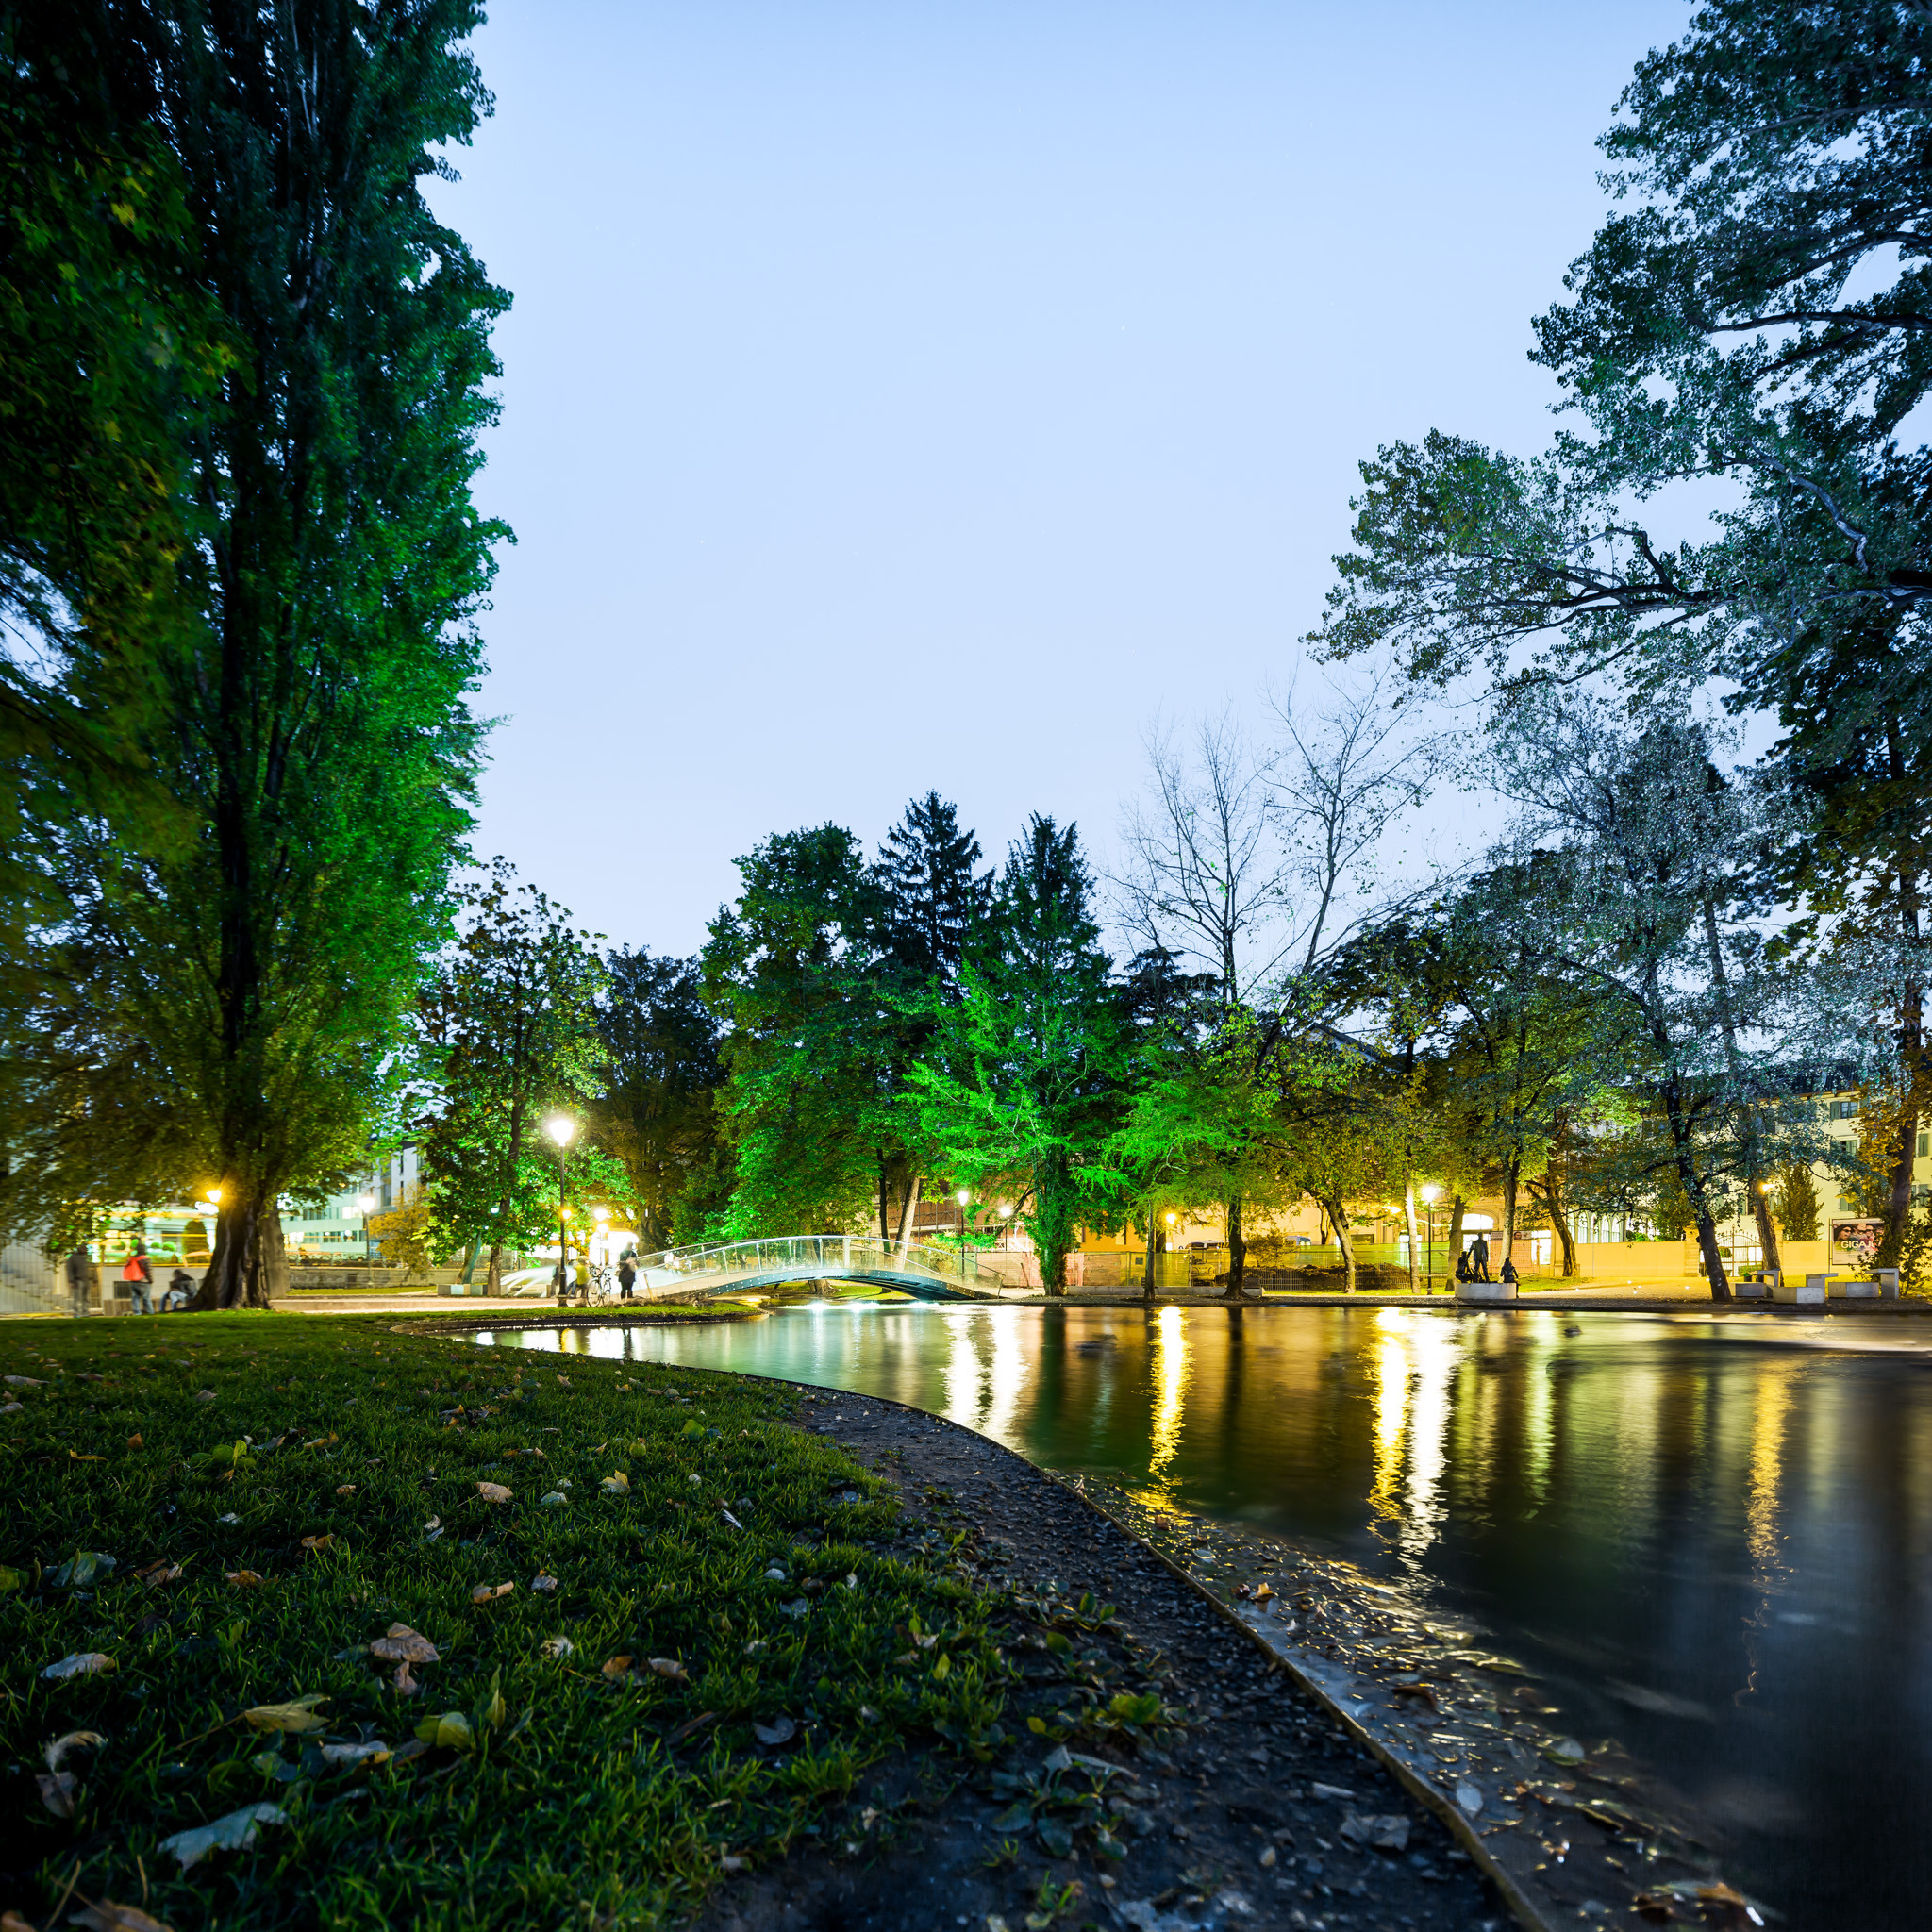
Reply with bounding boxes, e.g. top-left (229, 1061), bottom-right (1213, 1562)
top-left (697, 1390), bottom-right (1507, 1932)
